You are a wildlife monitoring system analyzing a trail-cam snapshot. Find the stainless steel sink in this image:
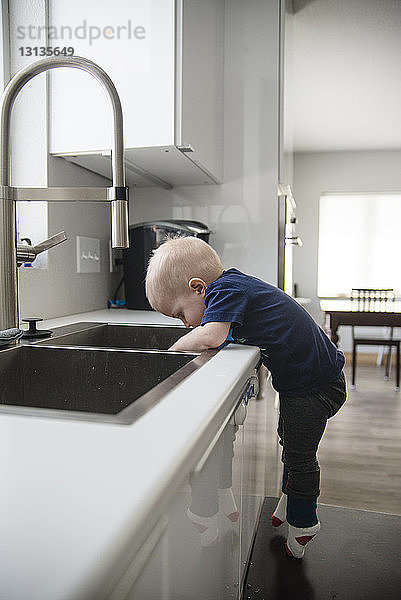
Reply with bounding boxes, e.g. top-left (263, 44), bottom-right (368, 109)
top-left (0, 344), bottom-right (210, 424)
top-left (36, 322), bottom-right (191, 350)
